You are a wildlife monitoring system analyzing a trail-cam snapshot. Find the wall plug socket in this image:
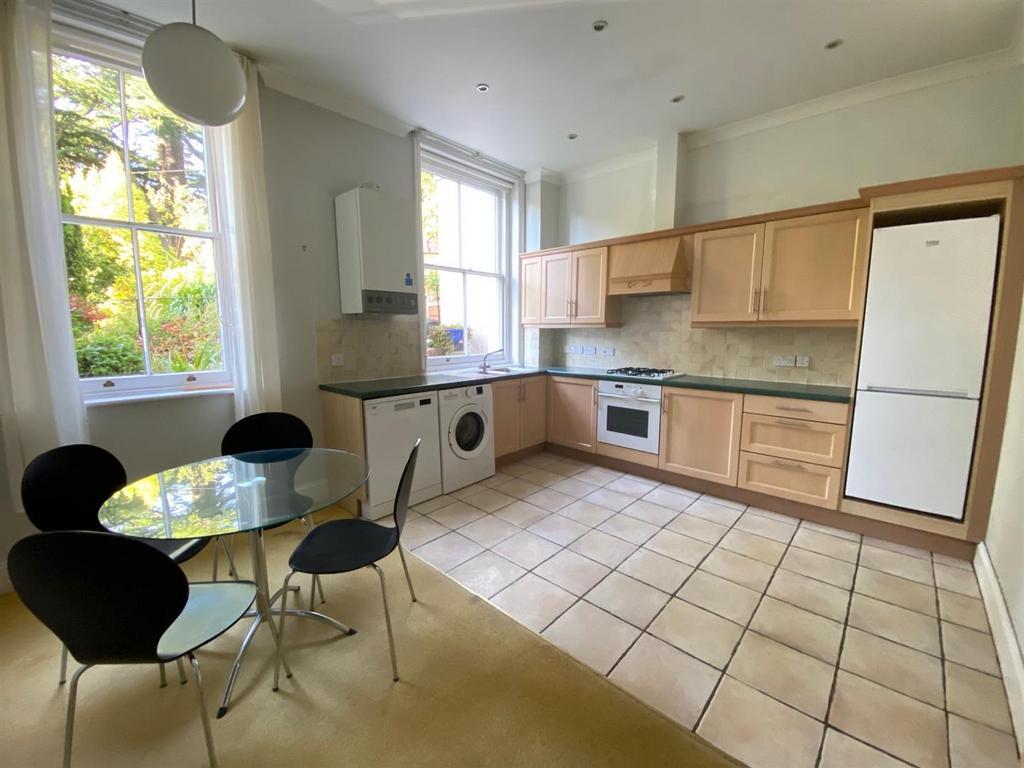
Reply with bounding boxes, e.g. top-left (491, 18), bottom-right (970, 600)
top-left (330, 353), bottom-right (345, 366)
top-left (772, 355), bottom-right (796, 367)
top-left (795, 355), bottom-right (810, 368)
